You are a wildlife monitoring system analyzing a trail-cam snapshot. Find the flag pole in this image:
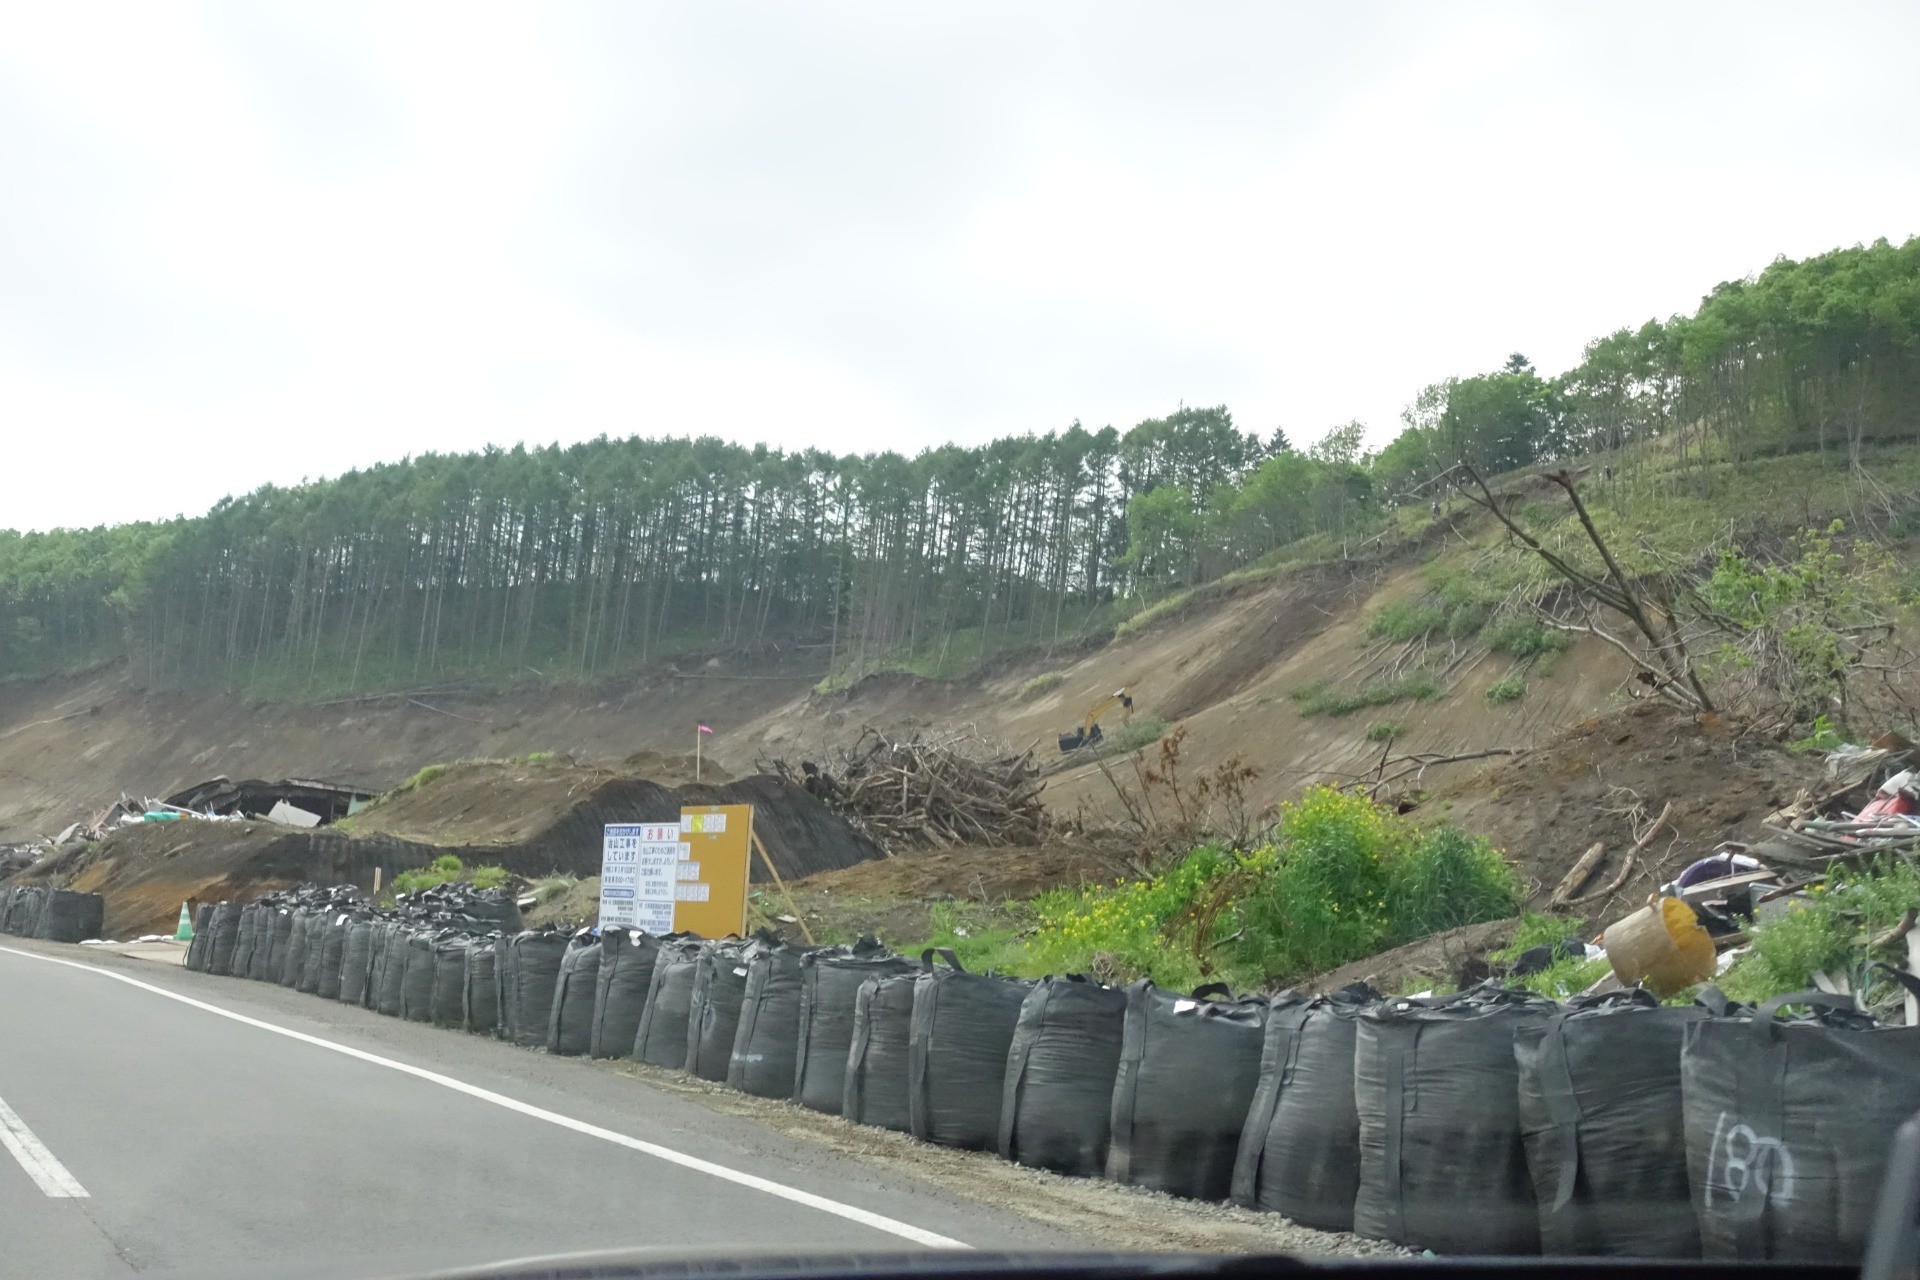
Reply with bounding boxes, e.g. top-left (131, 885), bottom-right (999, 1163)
top-left (695, 723), bottom-right (702, 782)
